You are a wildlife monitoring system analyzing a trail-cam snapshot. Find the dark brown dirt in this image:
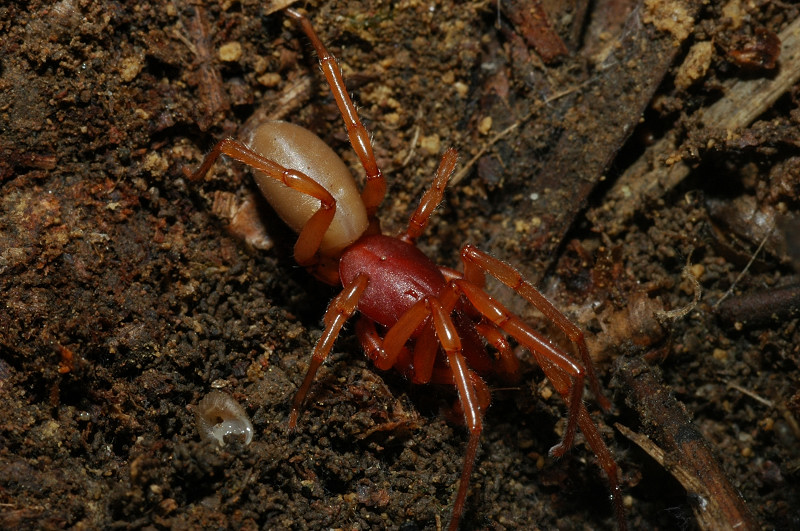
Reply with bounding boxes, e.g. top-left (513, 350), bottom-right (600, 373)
top-left (2, 1), bottom-right (799, 529)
